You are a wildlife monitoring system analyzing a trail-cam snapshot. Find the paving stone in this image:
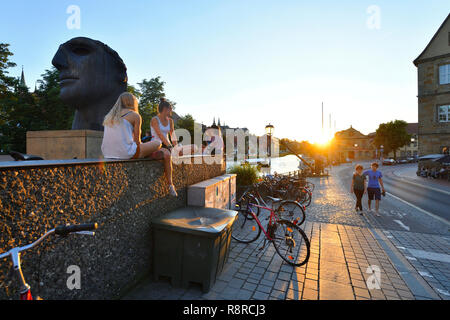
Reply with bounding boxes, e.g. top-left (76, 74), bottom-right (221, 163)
top-left (270, 289), bottom-right (286, 300)
top-left (242, 281), bottom-right (257, 292)
top-left (353, 287), bottom-right (370, 299)
top-left (277, 272), bottom-right (291, 281)
top-left (302, 288), bottom-right (319, 300)
top-left (228, 278), bottom-right (245, 289)
top-left (256, 284), bottom-right (272, 294)
top-left (273, 280), bottom-right (289, 292)
top-left (252, 291), bottom-right (270, 300)
top-left (320, 279), bottom-right (354, 300)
